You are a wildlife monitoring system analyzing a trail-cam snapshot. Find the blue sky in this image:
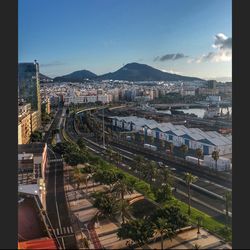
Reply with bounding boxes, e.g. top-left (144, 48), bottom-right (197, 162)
top-left (18, 0), bottom-right (232, 80)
